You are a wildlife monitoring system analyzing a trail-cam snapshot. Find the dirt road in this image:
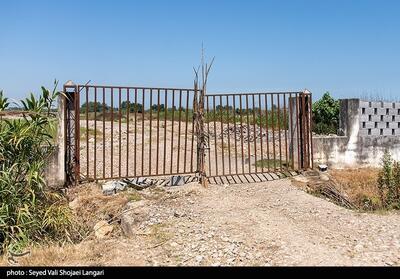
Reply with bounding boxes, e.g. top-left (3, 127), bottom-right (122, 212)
top-left (13, 177), bottom-right (400, 266)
